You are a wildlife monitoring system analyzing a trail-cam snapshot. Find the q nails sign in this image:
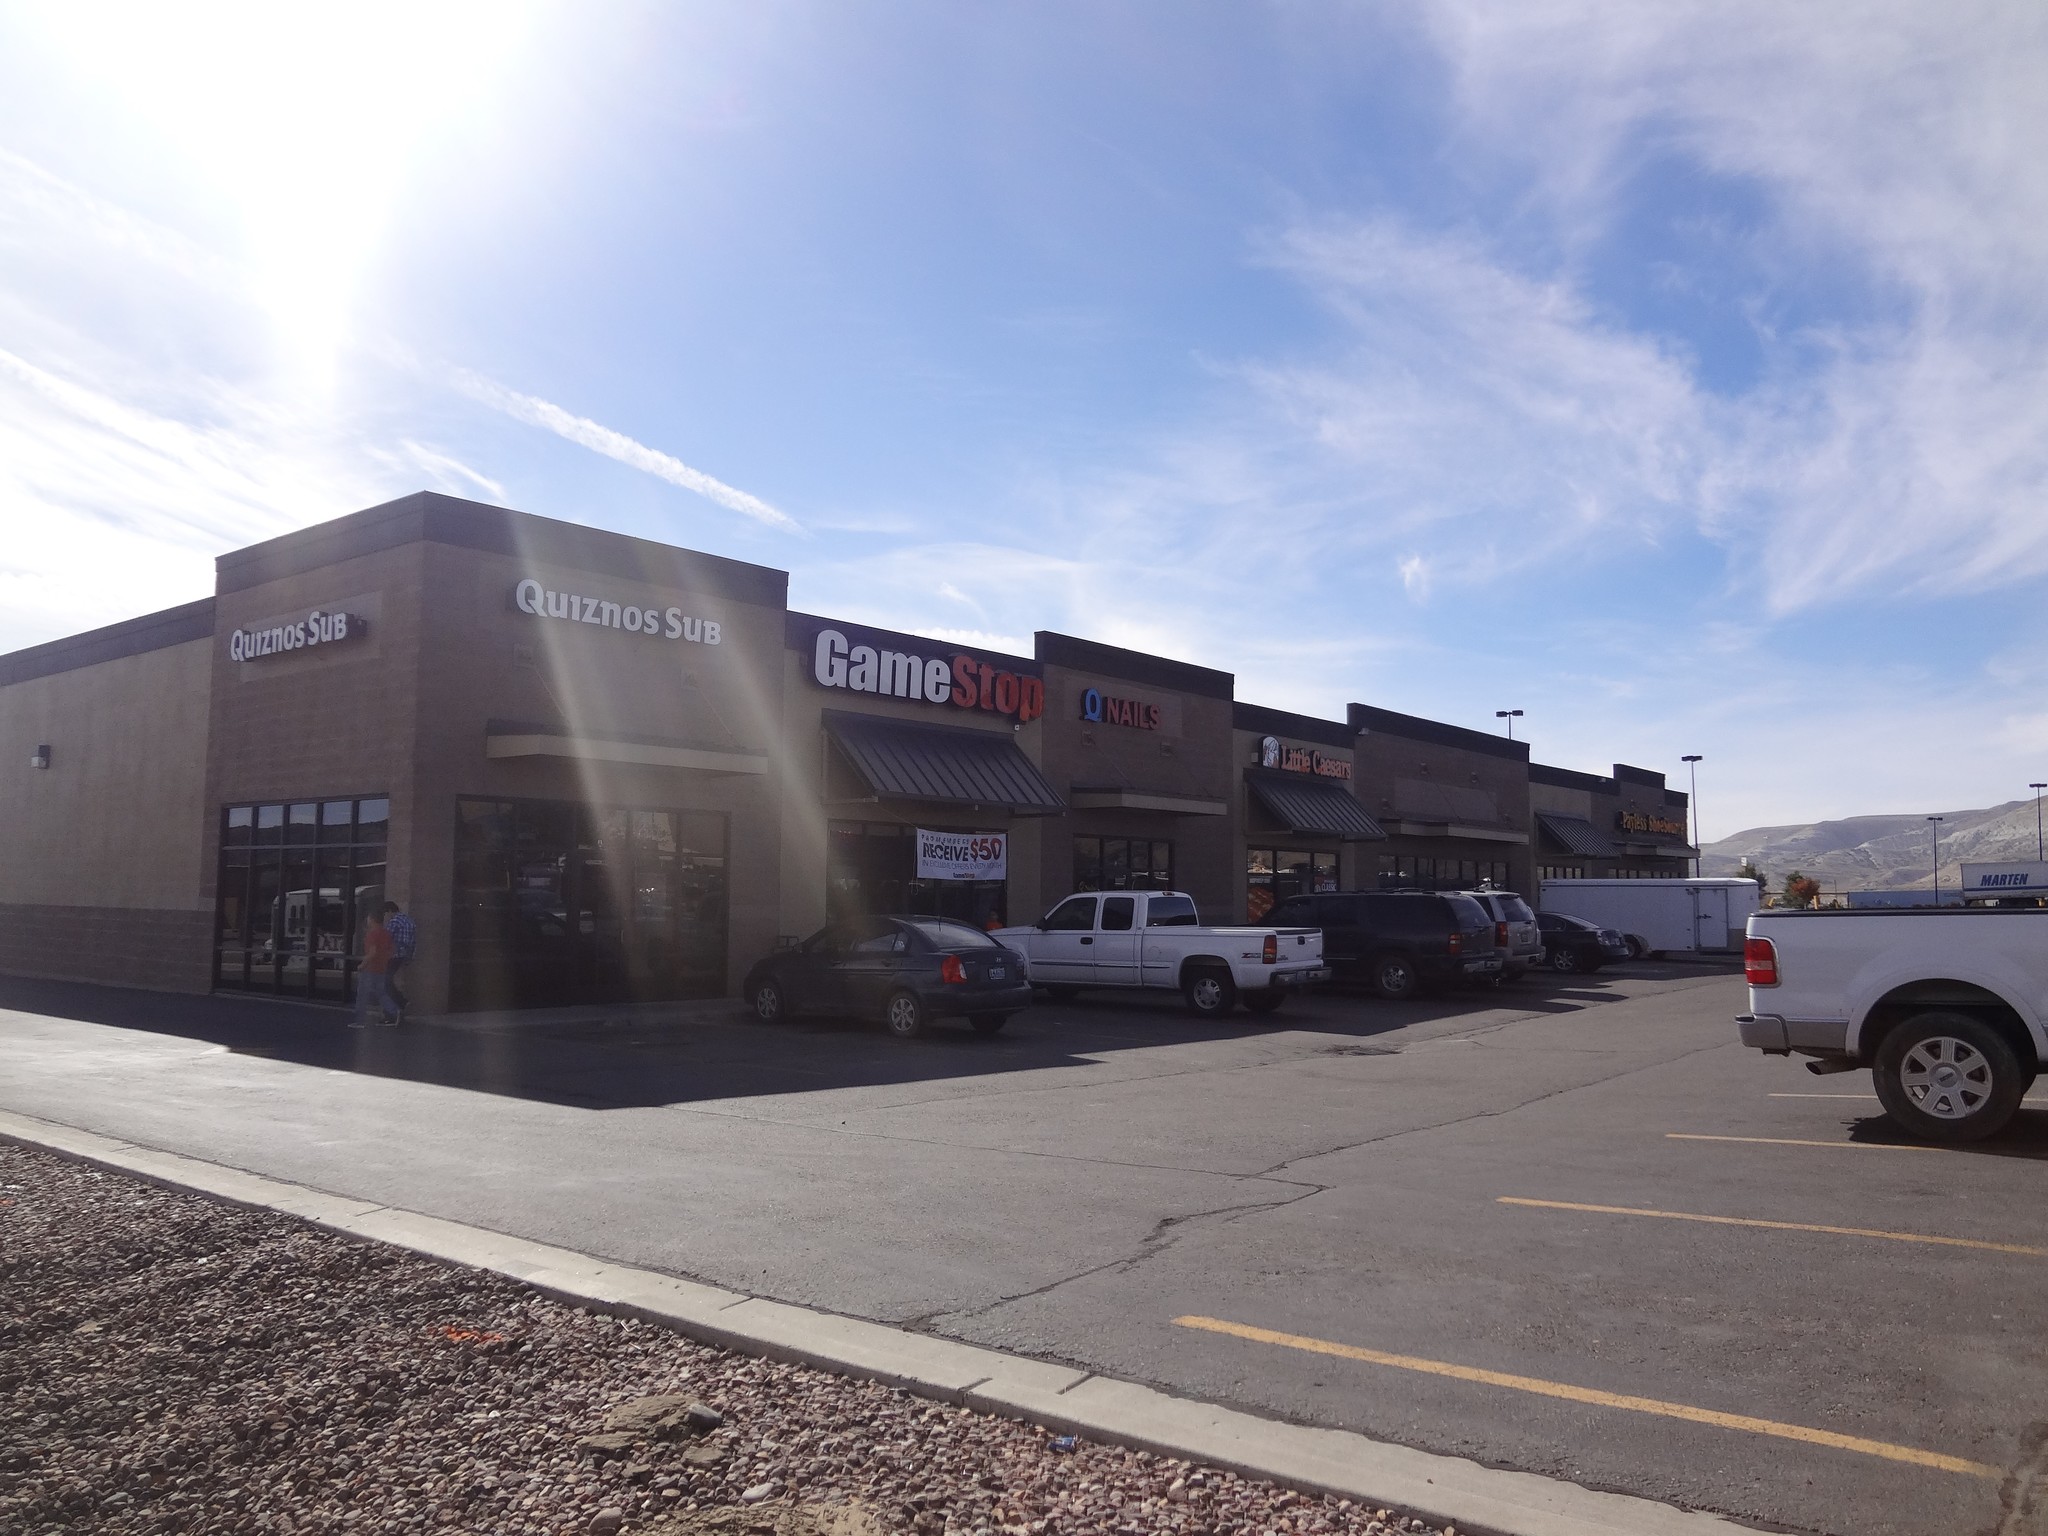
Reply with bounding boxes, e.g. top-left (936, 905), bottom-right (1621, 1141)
top-left (1259, 736), bottom-right (1353, 780)
top-left (1080, 687), bottom-right (1160, 730)
top-left (228, 608), bottom-right (363, 662)
top-left (805, 619), bottom-right (1045, 722)
top-left (1617, 810), bottom-right (1687, 837)
top-left (514, 579), bottom-right (721, 645)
